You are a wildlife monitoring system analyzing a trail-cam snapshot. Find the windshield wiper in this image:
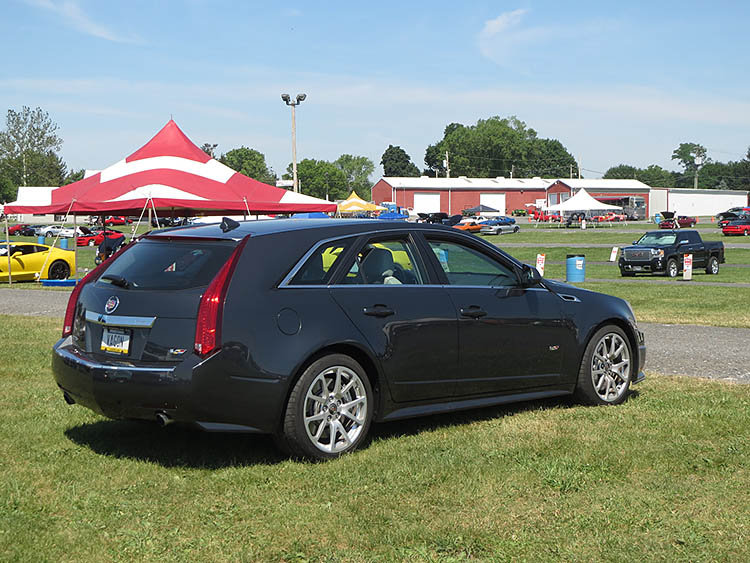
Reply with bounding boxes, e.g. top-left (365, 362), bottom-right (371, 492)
top-left (101, 274), bottom-right (132, 289)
